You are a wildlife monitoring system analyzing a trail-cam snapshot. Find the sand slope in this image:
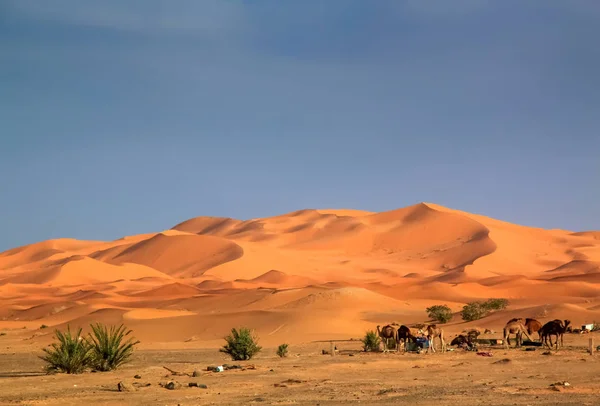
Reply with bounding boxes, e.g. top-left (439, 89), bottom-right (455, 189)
top-left (1, 202), bottom-right (599, 346)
